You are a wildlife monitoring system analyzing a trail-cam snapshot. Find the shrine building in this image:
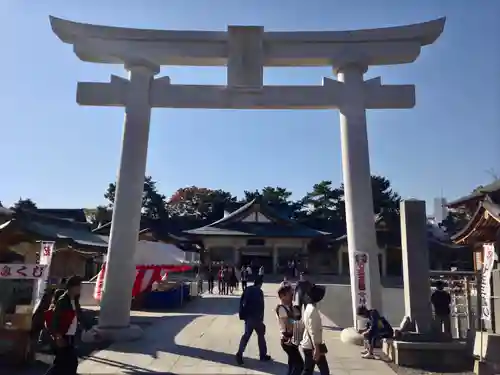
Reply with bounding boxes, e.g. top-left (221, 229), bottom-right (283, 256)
top-left (448, 179), bottom-right (500, 271)
top-left (185, 199), bottom-right (326, 273)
